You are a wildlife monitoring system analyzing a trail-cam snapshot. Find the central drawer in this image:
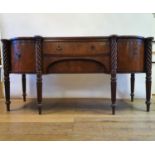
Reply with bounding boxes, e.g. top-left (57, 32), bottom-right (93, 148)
top-left (43, 40), bottom-right (110, 74)
top-left (43, 41), bottom-right (110, 56)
